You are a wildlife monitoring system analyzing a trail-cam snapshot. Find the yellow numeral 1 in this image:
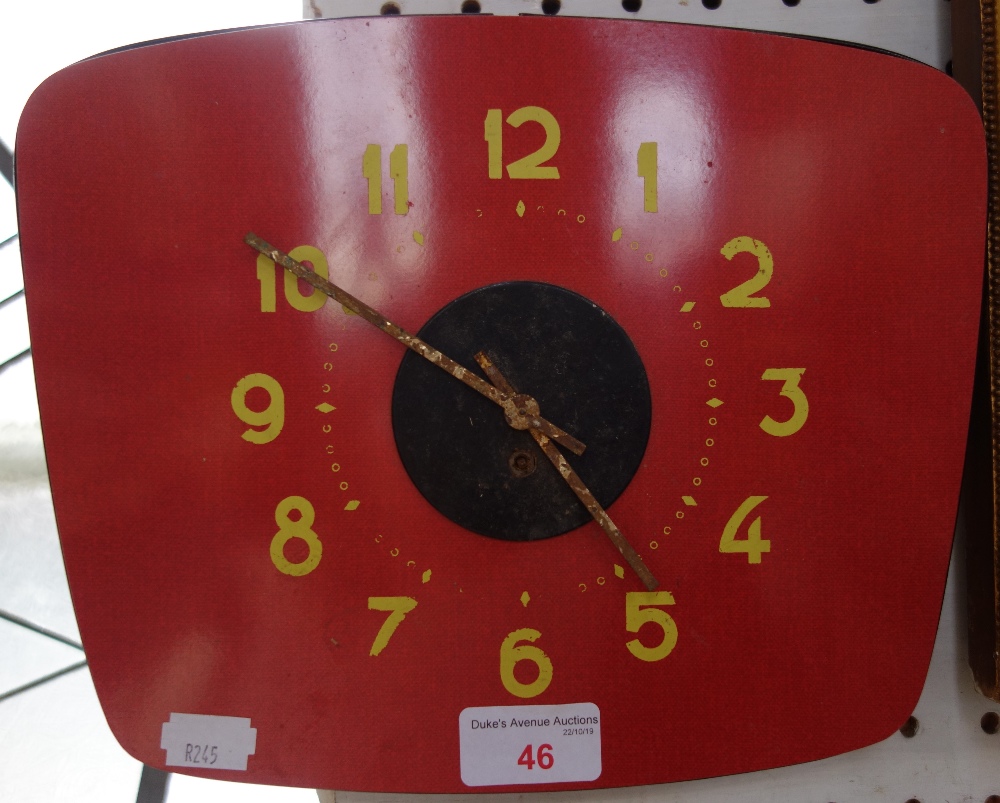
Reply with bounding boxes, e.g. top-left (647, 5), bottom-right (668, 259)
top-left (719, 496), bottom-right (770, 564)
top-left (363, 144), bottom-right (409, 215)
top-left (368, 596), bottom-right (418, 656)
top-left (637, 141), bottom-right (657, 212)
